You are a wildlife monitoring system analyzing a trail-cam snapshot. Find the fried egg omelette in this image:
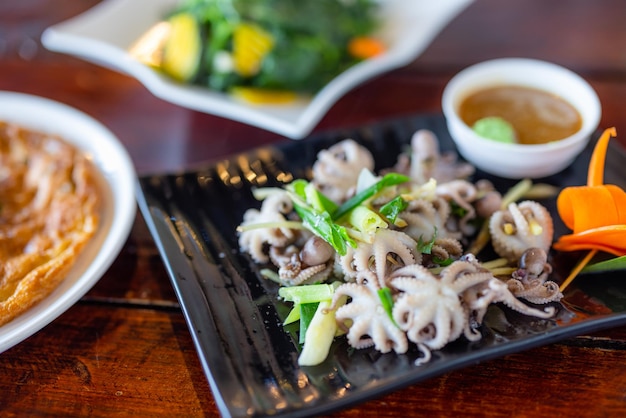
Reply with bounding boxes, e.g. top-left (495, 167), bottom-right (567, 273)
top-left (0, 121), bottom-right (100, 326)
